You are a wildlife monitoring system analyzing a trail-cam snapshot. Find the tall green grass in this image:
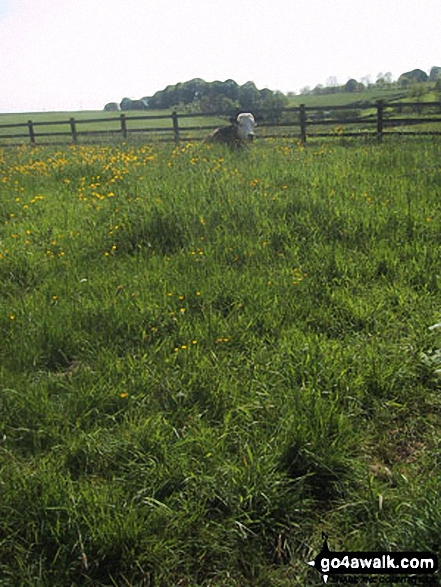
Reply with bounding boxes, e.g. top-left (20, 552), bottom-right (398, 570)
top-left (0, 138), bottom-right (440, 585)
